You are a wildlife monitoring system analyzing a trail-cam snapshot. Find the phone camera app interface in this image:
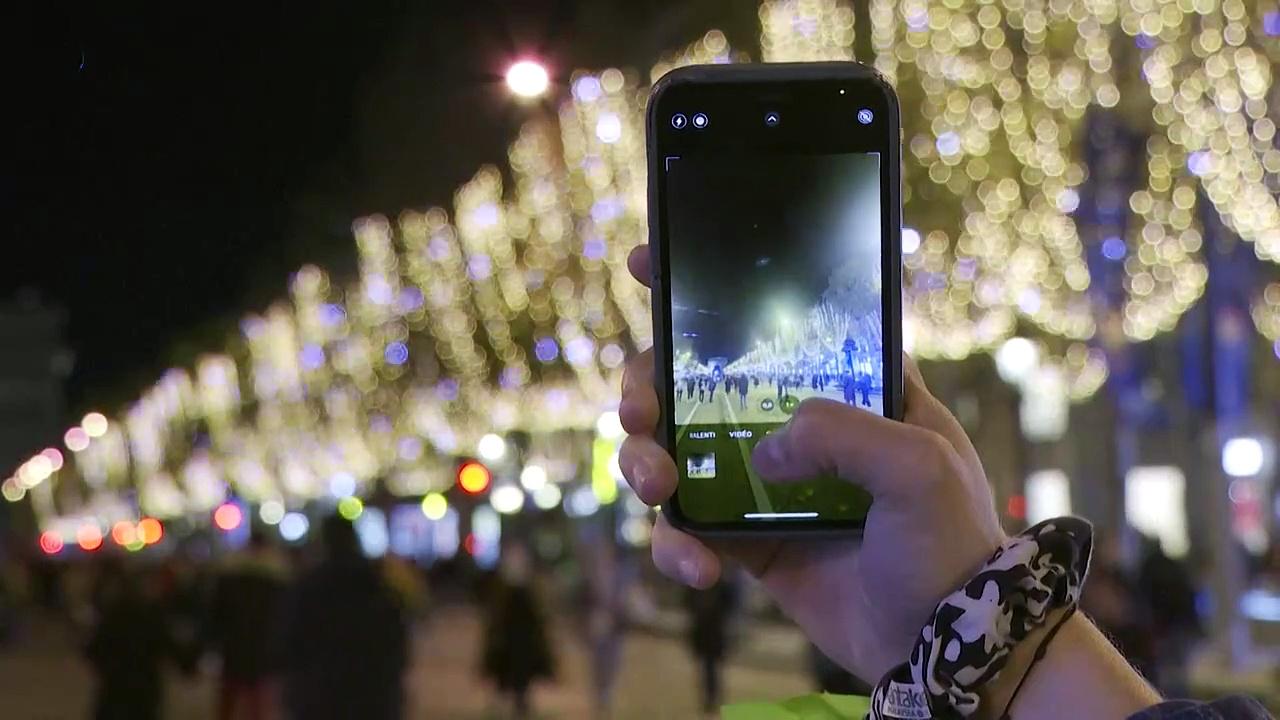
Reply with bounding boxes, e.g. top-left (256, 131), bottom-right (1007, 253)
top-left (665, 153), bottom-right (883, 524)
